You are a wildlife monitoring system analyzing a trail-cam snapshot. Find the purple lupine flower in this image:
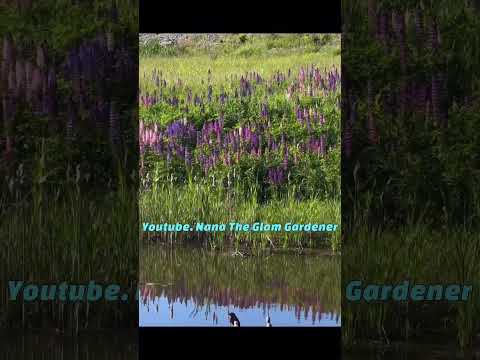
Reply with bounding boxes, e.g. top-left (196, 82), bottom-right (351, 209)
top-left (46, 66), bottom-right (57, 119)
top-left (267, 168), bottom-right (274, 184)
top-left (303, 108), bottom-right (309, 121)
top-left (2, 34), bottom-right (14, 71)
top-left (25, 60), bottom-right (33, 99)
top-left (299, 68), bottom-right (305, 83)
top-left (271, 141), bottom-right (278, 152)
top-left (244, 127), bottom-right (251, 142)
top-left (109, 100), bottom-right (120, 145)
top-left (66, 98), bottom-right (76, 142)
top-left (296, 106), bottom-right (303, 123)
top-left (320, 114), bottom-right (326, 126)
top-left (15, 59), bottom-right (25, 97)
top-left (176, 144), bottom-right (184, 158)
top-left (268, 167), bottom-right (284, 186)
top-left (261, 102), bottom-right (269, 118)
top-left (251, 132), bottom-right (259, 149)
top-left (47, 66), bottom-right (56, 91)
top-left (7, 67), bottom-right (16, 105)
